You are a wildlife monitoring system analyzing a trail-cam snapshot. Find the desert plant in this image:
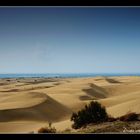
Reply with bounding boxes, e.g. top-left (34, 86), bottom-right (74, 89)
top-left (71, 101), bottom-right (108, 129)
top-left (107, 114), bottom-right (118, 122)
top-left (38, 125), bottom-right (56, 133)
top-left (118, 112), bottom-right (139, 121)
top-left (107, 117), bottom-right (117, 122)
